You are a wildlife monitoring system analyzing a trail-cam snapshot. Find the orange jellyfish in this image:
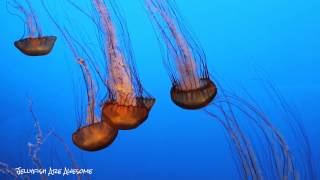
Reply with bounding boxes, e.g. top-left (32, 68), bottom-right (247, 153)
top-left (10, 0), bottom-right (56, 56)
top-left (92, 0), bottom-right (155, 130)
top-left (41, 0), bottom-right (118, 151)
top-left (145, 0), bottom-right (217, 109)
top-left (71, 58), bottom-right (118, 151)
